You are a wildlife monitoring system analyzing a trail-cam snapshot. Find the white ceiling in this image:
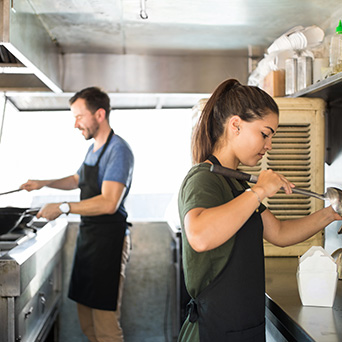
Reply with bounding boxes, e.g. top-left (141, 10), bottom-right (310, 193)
top-left (4, 0), bottom-right (342, 110)
top-left (30, 0), bottom-right (341, 55)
